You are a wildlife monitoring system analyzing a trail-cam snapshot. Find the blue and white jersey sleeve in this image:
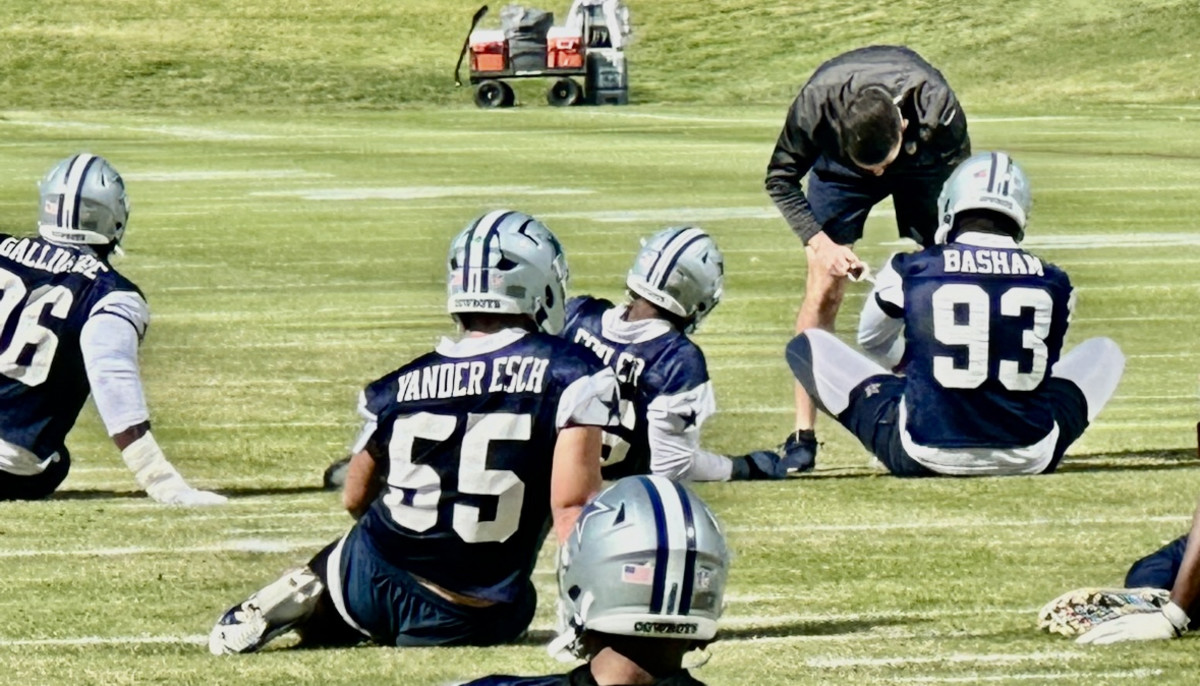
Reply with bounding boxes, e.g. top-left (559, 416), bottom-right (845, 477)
top-left (646, 379), bottom-right (729, 481)
top-left (557, 367), bottom-right (620, 429)
top-left (349, 389), bottom-right (379, 455)
top-left (80, 290), bottom-right (152, 436)
top-left (857, 253), bottom-right (906, 367)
